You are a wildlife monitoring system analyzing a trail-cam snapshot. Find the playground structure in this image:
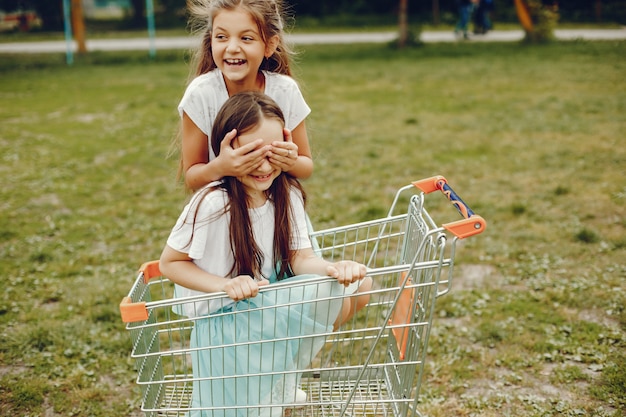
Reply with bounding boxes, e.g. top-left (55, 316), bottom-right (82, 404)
top-left (55, 0), bottom-right (558, 63)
